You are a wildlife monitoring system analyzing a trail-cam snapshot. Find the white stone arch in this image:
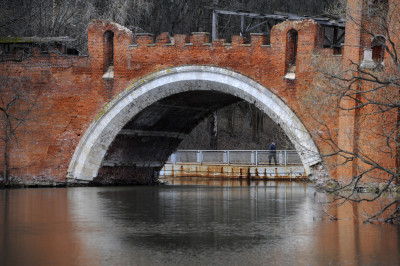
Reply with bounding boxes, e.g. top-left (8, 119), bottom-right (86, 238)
top-left (67, 66), bottom-right (321, 182)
